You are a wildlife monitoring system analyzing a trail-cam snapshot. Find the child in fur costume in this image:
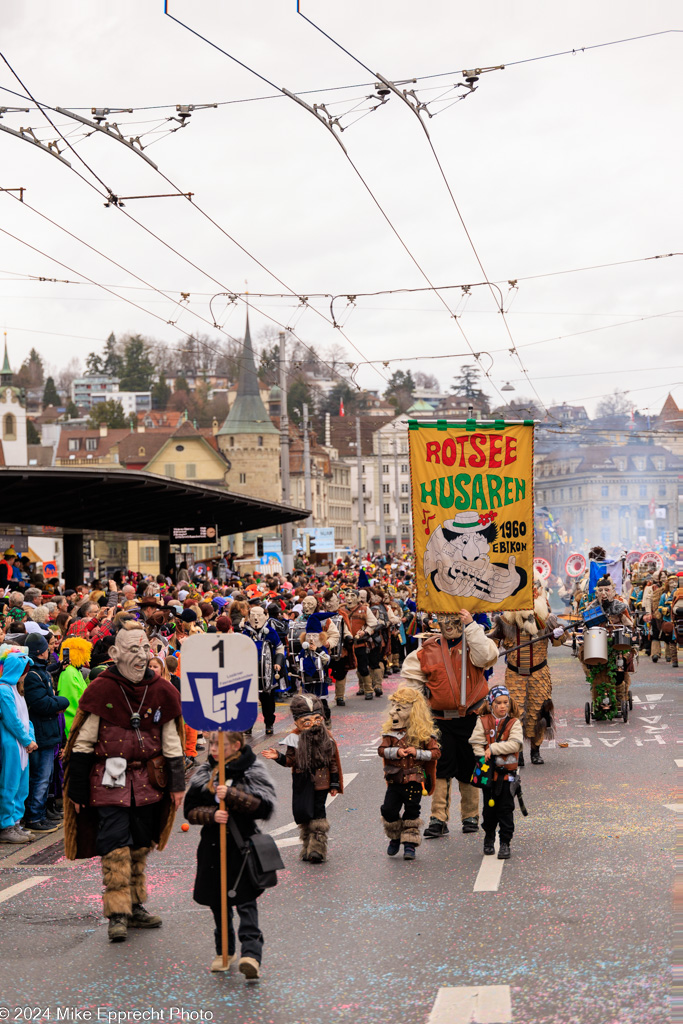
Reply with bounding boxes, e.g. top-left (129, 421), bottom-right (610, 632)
top-left (469, 685), bottom-right (523, 860)
top-left (378, 687), bottom-right (440, 860)
top-left (184, 730), bottom-right (276, 979)
top-left (262, 694), bottom-right (343, 863)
